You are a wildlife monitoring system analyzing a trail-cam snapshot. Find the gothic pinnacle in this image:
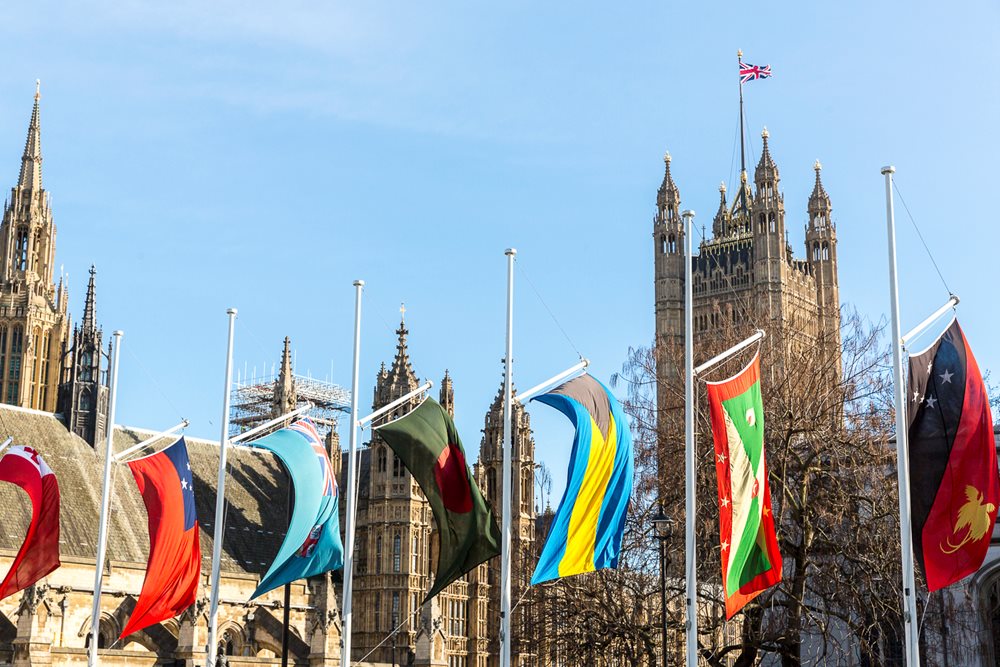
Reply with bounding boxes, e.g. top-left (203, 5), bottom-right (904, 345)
top-left (82, 265), bottom-right (97, 333)
top-left (18, 81), bottom-right (43, 191)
